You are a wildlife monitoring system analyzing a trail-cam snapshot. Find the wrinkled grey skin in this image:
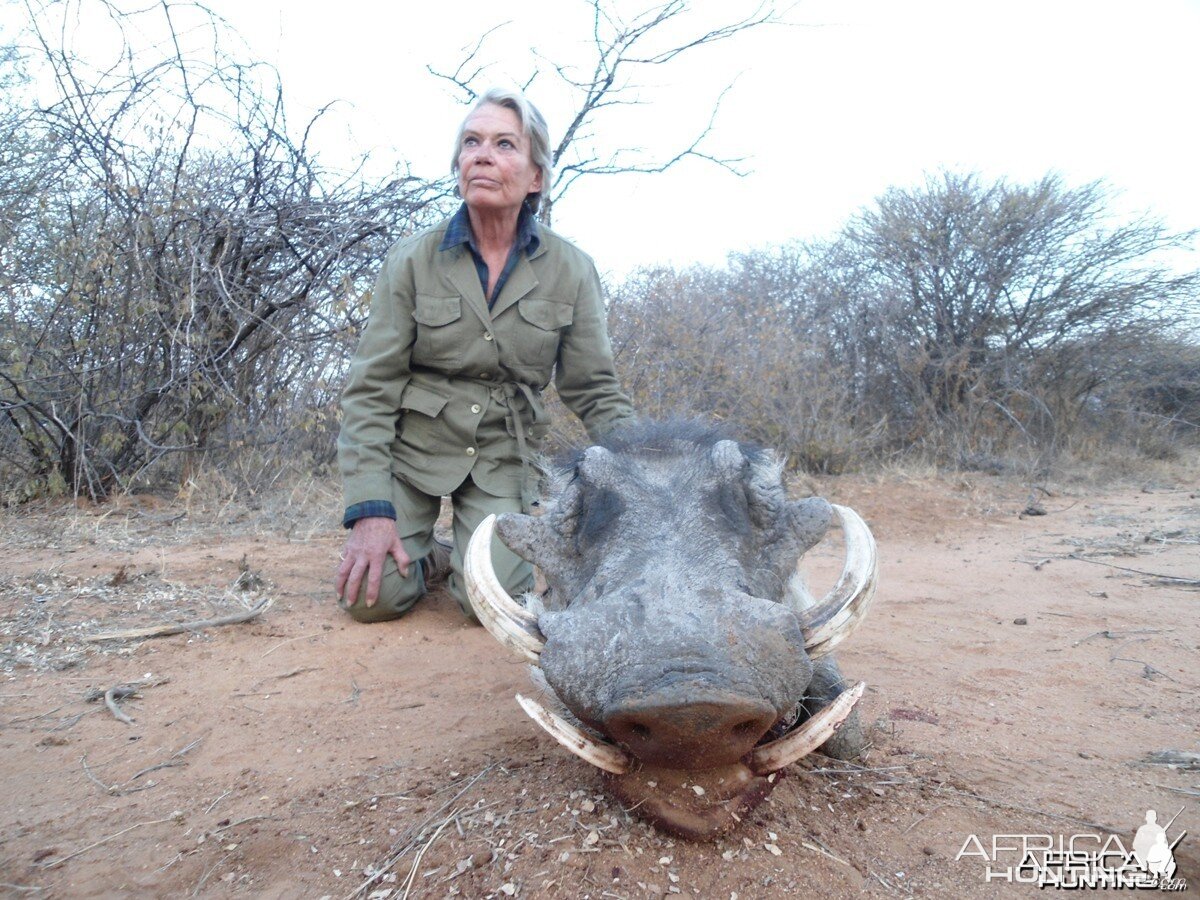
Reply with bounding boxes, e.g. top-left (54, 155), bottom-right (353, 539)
top-left (496, 422), bottom-right (863, 769)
